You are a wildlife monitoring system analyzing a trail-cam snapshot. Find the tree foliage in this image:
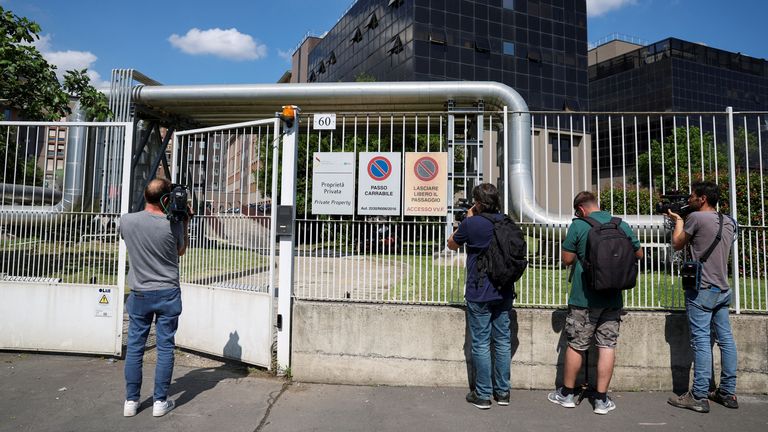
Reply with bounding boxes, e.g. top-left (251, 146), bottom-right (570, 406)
top-left (1, 6), bottom-right (112, 186)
